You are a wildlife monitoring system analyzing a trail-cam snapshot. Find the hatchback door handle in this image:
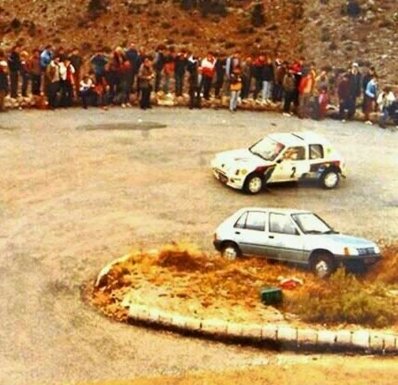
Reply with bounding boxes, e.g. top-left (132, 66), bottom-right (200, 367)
top-left (235, 231), bottom-right (241, 234)
top-left (268, 235), bottom-right (274, 239)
